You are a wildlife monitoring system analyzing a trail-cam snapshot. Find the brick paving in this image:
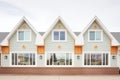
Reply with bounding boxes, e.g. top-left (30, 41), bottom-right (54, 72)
top-left (0, 75), bottom-right (120, 80)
